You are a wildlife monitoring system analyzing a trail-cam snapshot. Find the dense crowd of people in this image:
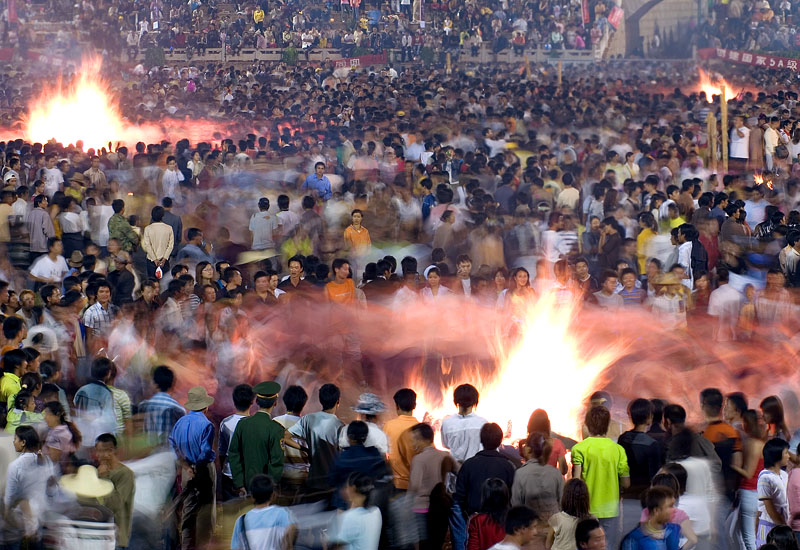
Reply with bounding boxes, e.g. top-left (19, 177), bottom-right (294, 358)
top-left (699, 0), bottom-right (800, 53)
top-left (0, 25), bottom-right (797, 550)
